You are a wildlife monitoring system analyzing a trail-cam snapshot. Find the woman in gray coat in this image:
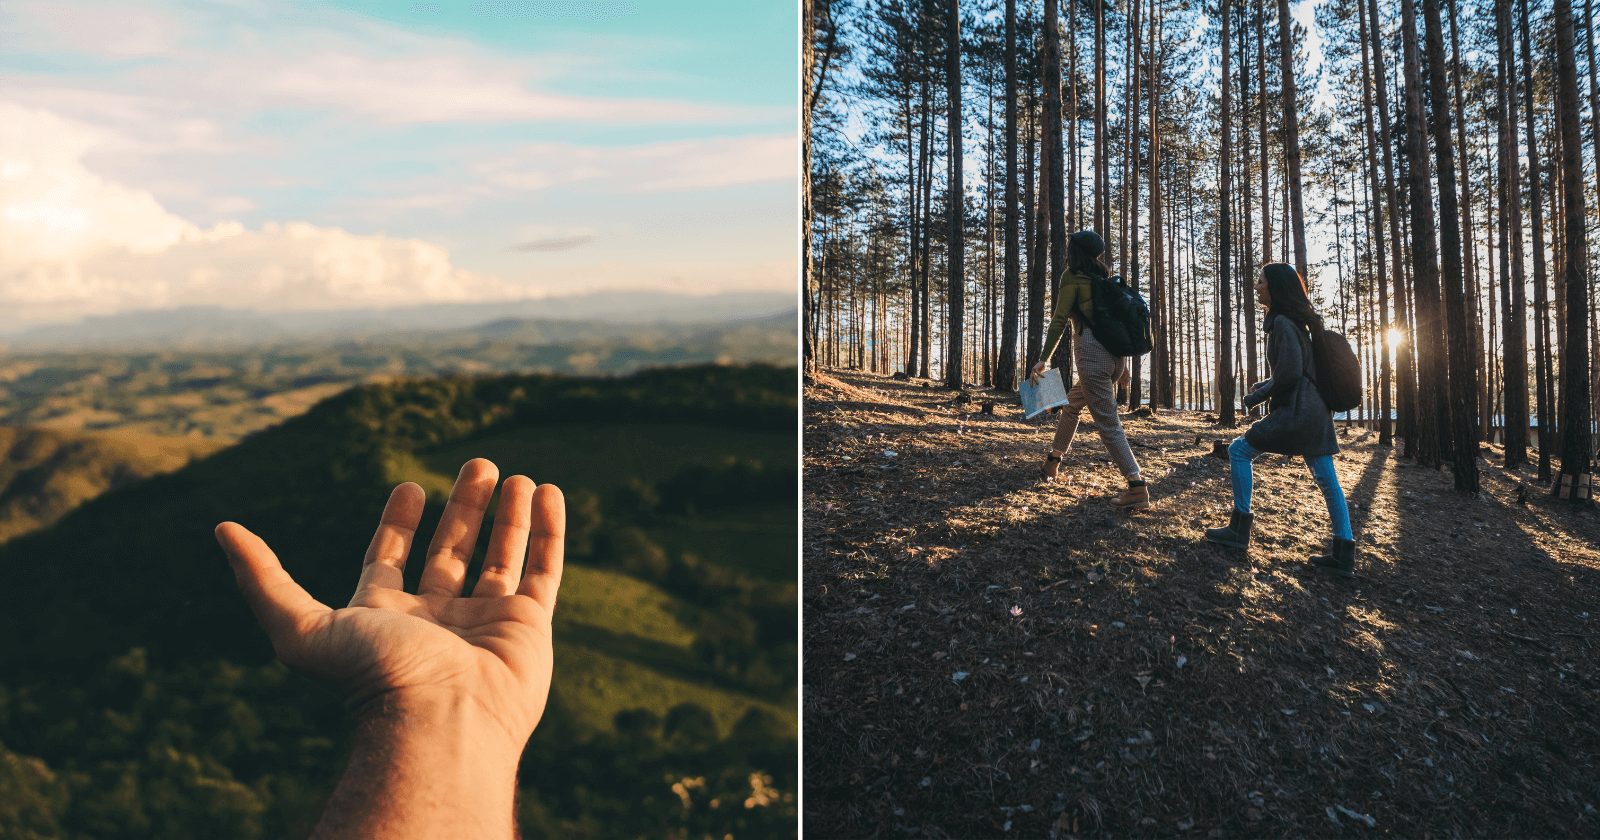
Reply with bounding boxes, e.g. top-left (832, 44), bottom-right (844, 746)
top-left (1204, 263), bottom-right (1355, 576)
